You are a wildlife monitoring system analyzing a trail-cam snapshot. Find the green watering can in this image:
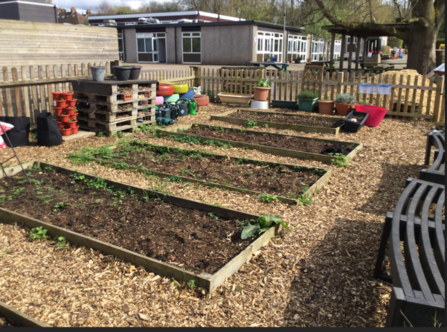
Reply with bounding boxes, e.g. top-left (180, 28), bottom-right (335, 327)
top-left (187, 98), bottom-right (199, 115)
